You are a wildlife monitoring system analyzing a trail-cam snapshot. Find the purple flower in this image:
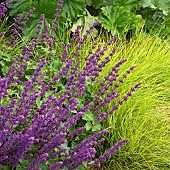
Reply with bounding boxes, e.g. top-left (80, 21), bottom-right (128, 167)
top-left (69, 127), bottom-right (85, 139)
top-left (56, 8), bottom-right (61, 13)
top-left (0, 2), bottom-right (8, 23)
top-left (104, 139), bottom-right (129, 159)
top-left (40, 14), bottom-right (45, 21)
top-left (0, 32), bottom-right (4, 38)
top-left (96, 112), bottom-right (108, 121)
